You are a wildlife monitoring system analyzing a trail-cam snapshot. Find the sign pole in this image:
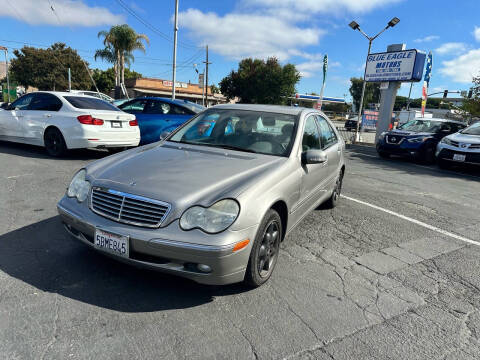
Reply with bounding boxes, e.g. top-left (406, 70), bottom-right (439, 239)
top-left (375, 44), bottom-right (406, 143)
top-left (421, 51), bottom-right (433, 117)
top-left (171, 0), bottom-right (179, 100)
